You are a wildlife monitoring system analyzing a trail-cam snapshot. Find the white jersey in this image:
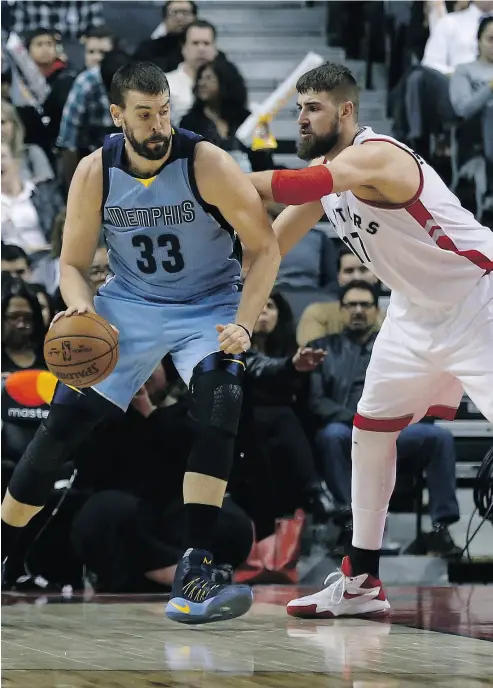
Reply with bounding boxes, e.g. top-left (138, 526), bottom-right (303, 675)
top-left (321, 127), bottom-right (493, 310)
